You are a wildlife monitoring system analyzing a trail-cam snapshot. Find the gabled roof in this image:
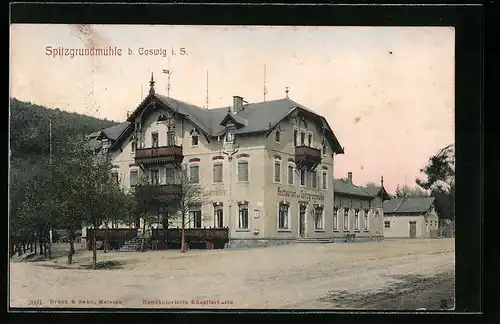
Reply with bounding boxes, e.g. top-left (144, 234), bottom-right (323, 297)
top-left (333, 180), bottom-right (374, 198)
top-left (363, 186), bottom-right (391, 200)
top-left (101, 122), bottom-right (130, 141)
top-left (383, 197), bottom-right (436, 214)
top-left (85, 122), bottom-right (130, 152)
top-left (123, 93), bottom-right (344, 154)
top-left (220, 112), bottom-right (247, 128)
